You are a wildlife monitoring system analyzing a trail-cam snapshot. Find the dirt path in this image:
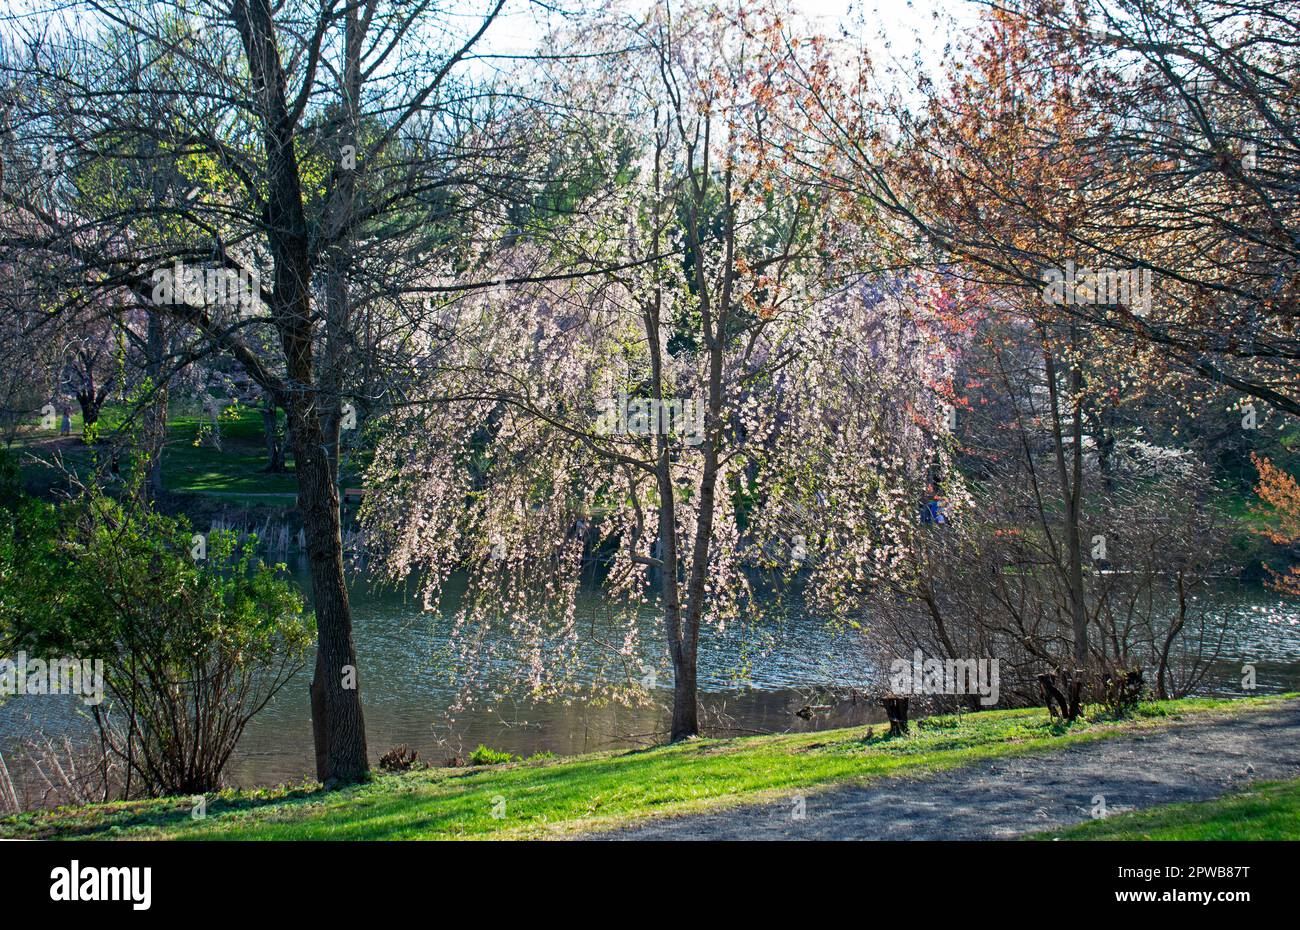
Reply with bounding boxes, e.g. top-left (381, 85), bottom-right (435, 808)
top-left (601, 701), bottom-right (1300, 840)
